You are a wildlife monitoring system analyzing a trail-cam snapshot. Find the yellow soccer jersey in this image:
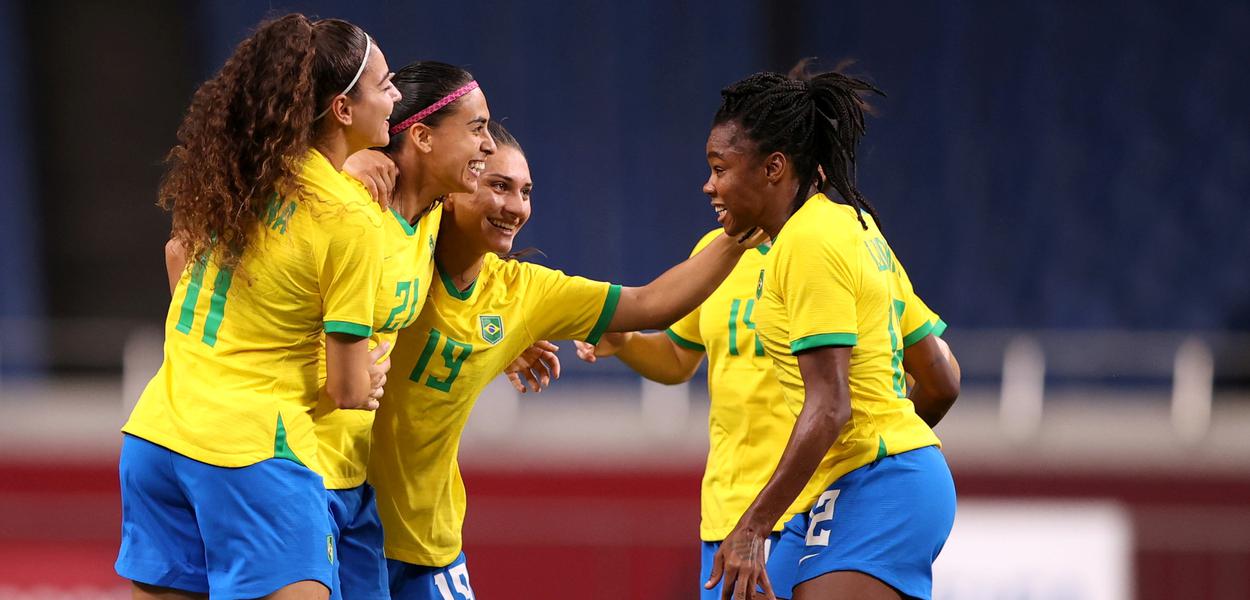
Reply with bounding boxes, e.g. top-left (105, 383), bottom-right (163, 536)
top-left (123, 148), bottom-right (384, 471)
top-left (369, 252), bottom-right (620, 566)
top-left (756, 193), bottom-right (944, 505)
top-left (667, 226), bottom-right (943, 541)
top-left (314, 203), bottom-right (443, 489)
